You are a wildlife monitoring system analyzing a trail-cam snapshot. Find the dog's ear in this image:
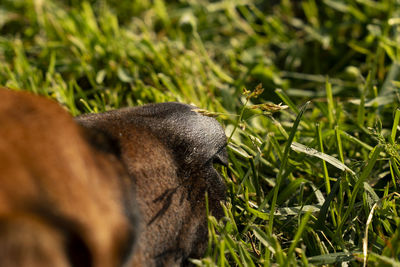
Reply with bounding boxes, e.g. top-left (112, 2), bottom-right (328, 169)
top-left (0, 89), bottom-right (138, 267)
